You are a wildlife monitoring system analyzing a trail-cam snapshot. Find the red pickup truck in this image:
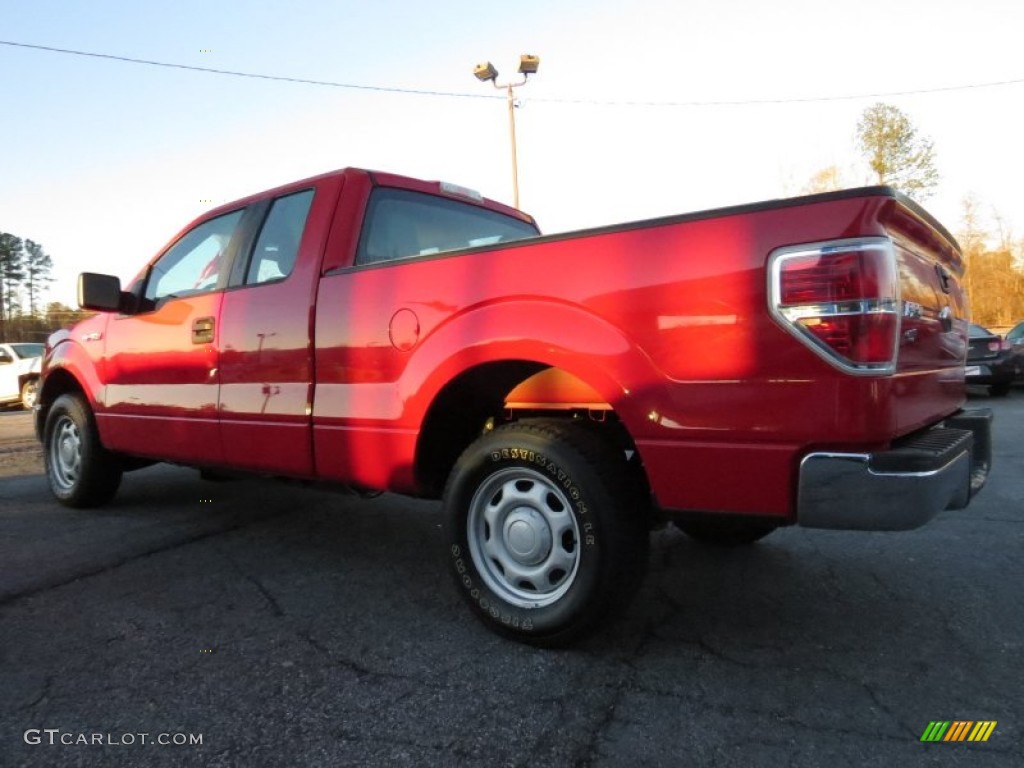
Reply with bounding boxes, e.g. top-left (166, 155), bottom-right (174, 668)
top-left (37, 167), bottom-right (991, 645)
